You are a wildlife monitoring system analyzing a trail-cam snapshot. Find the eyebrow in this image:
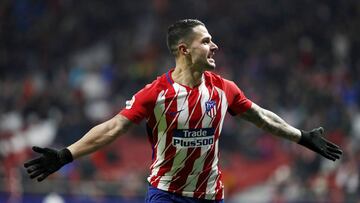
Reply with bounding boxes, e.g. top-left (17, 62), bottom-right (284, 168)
top-left (201, 36), bottom-right (212, 41)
